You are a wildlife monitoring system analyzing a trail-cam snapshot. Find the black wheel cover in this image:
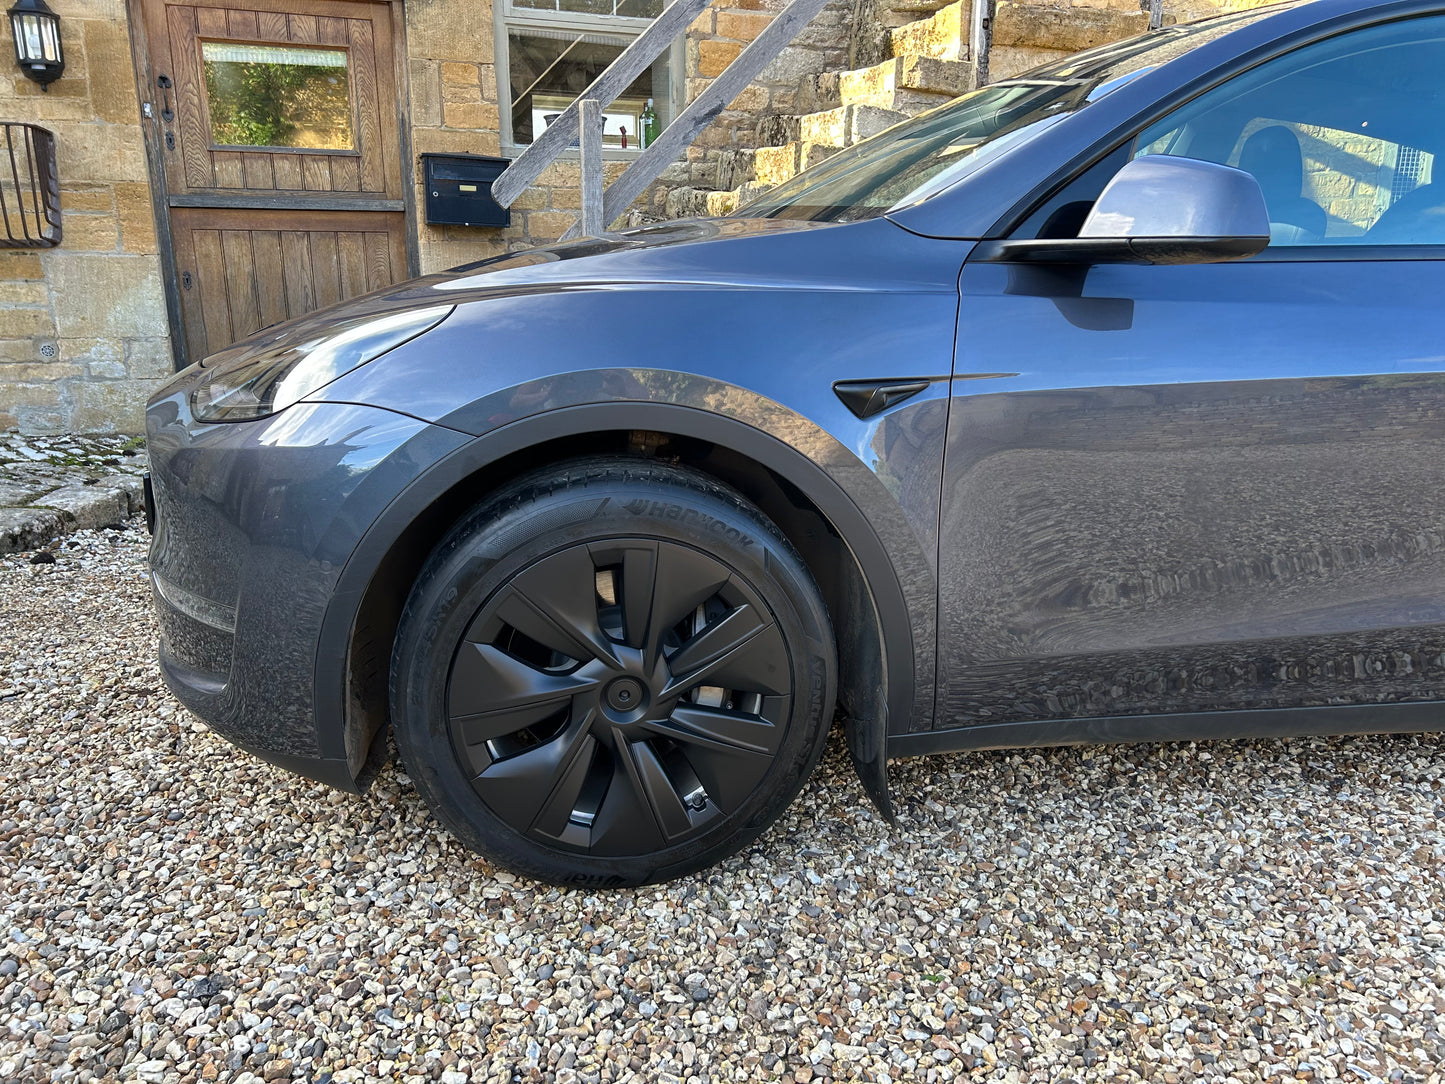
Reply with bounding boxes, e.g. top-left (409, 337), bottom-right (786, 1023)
top-left (447, 537), bottom-right (793, 857)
